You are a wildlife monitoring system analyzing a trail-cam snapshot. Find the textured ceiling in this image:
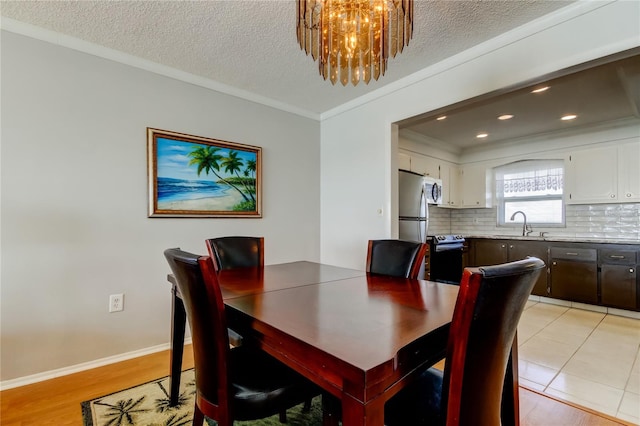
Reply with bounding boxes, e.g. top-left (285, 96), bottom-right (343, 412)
top-left (0, 0), bottom-right (574, 116)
